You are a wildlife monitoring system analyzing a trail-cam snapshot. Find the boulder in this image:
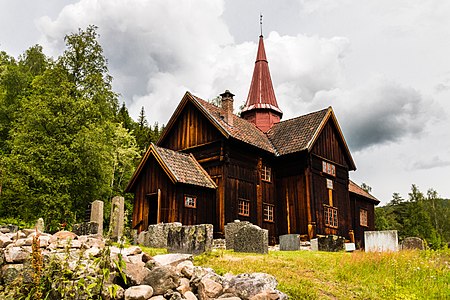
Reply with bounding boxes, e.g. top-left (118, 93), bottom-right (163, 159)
top-left (183, 291), bottom-right (198, 300)
top-left (4, 246), bottom-right (31, 263)
top-left (224, 273), bottom-right (279, 300)
top-left (124, 260), bottom-right (152, 286)
top-left (198, 277), bottom-right (224, 299)
top-left (0, 234), bottom-right (13, 248)
top-left (143, 266), bottom-right (180, 295)
top-left (153, 253), bottom-right (193, 267)
top-left (125, 285), bottom-right (154, 300)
